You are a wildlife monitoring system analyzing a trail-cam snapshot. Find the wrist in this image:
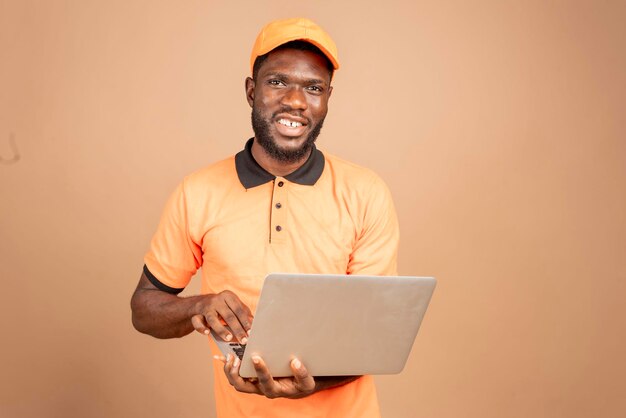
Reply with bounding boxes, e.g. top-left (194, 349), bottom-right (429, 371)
top-left (313, 375), bottom-right (360, 393)
top-left (187, 293), bottom-right (212, 318)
